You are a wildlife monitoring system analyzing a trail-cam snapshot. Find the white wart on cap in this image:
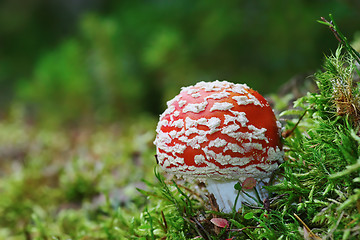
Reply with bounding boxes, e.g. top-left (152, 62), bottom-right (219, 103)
top-left (154, 80), bottom-right (284, 212)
